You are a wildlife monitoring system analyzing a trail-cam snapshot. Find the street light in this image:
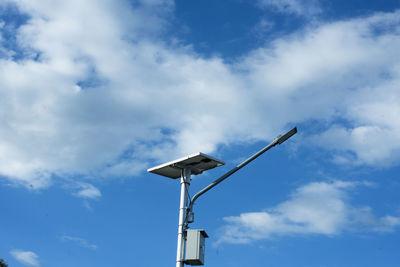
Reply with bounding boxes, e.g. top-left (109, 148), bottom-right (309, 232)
top-left (148, 127), bottom-right (297, 266)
